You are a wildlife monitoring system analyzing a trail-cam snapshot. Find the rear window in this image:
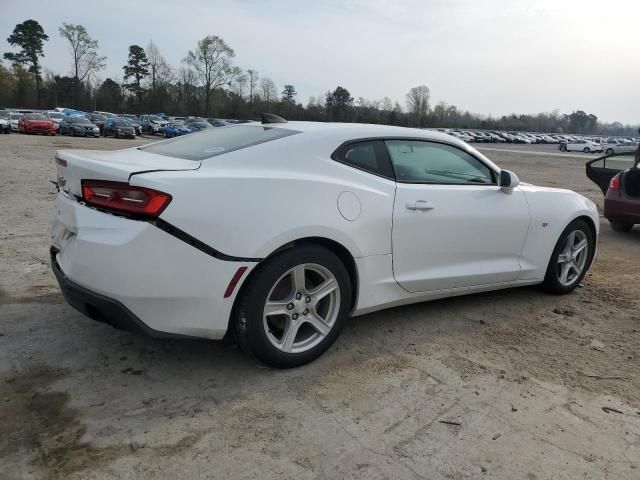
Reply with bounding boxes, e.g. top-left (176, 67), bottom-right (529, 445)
top-left (140, 125), bottom-right (300, 161)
